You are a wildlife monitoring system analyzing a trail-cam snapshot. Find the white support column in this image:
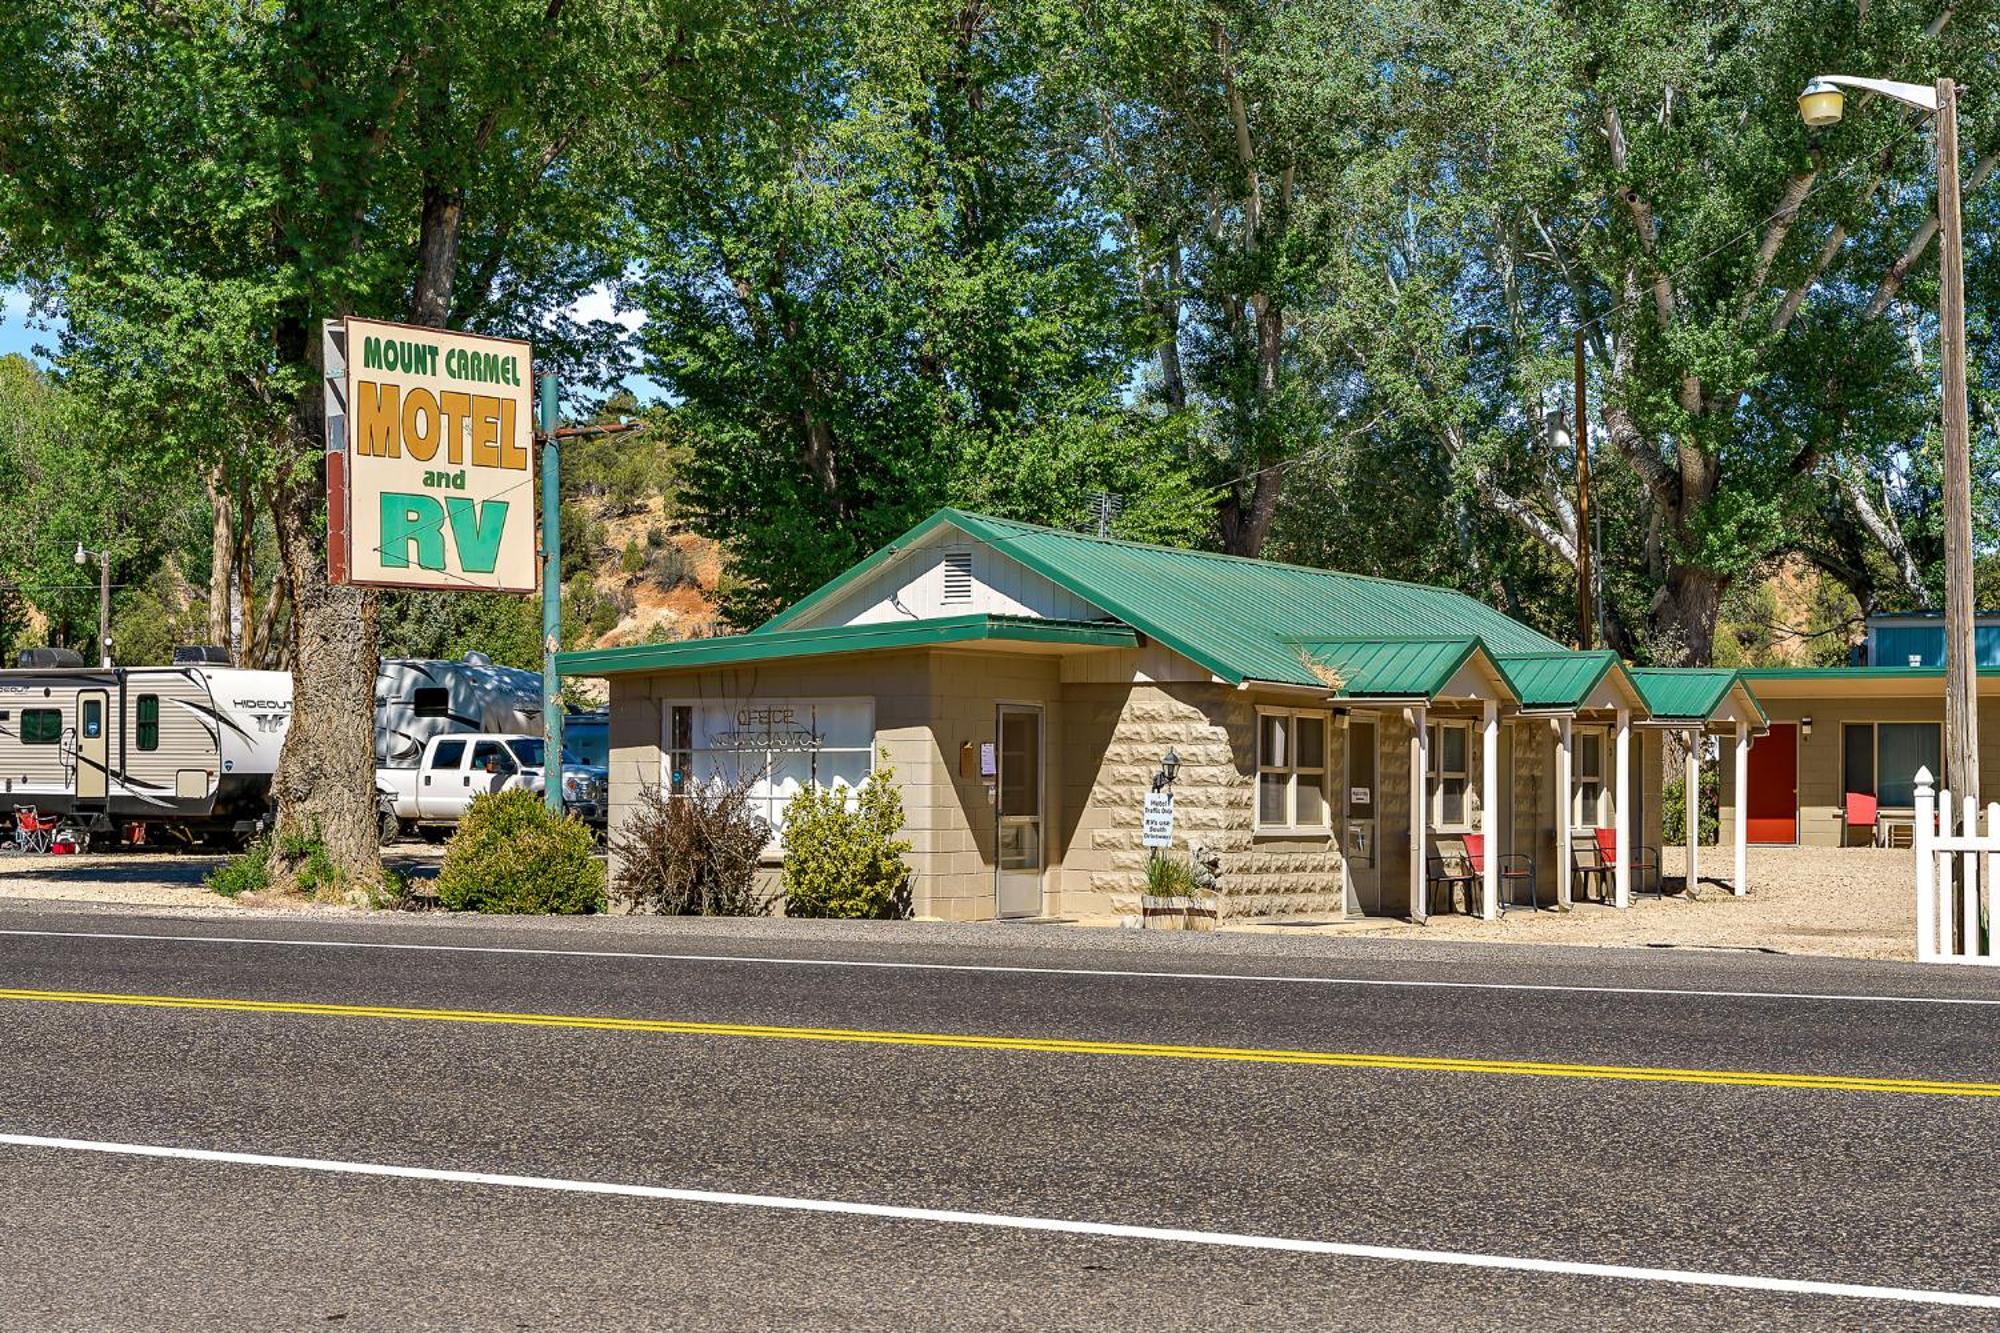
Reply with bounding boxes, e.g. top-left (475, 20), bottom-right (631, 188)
top-left (1614, 707), bottom-right (1632, 909)
top-left (1556, 716), bottom-right (1574, 910)
top-left (1733, 720), bottom-right (1749, 896)
top-left (1410, 706), bottom-right (1429, 924)
top-left (1915, 768), bottom-right (1937, 962)
top-left (1684, 728), bottom-right (1700, 893)
top-left (1481, 700), bottom-right (1500, 920)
